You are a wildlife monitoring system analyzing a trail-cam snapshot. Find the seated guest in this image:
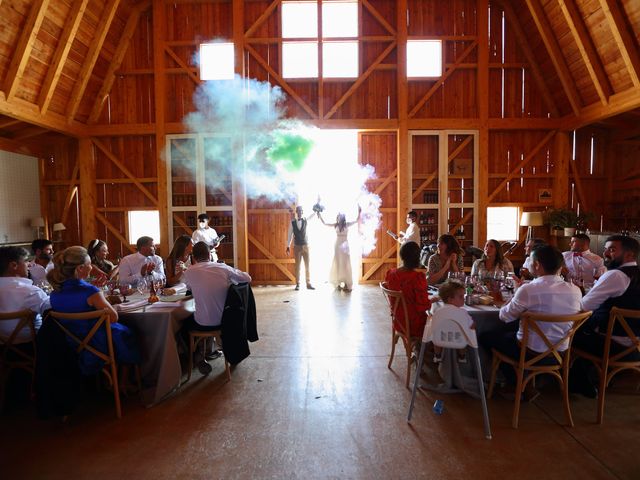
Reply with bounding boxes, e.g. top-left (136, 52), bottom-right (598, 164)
top-left (426, 234), bottom-right (464, 284)
top-left (431, 280), bottom-right (474, 363)
top-left (561, 233), bottom-right (605, 288)
top-left (479, 245), bottom-right (582, 400)
top-left (117, 236), bottom-right (166, 286)
top-left (519, 238), bottom-right (545, 280)
top-left (182, 242), bottom-right (251, 374)
top-left (47, 246), bottom-right (140, 374)
top-left (0, 246), bottom-right (50, 344)
top-left (87, 239), bottom-right (117, 280)
top-left (28, 238), bottom-right (54, 285)
top-left (572, 235), bottom-right (640, 397)
top-left (165, 235), bottom-right (193, 287)
top-left (385, 242), bottom-right (432, 338)
top-left (471, 239), bottom-right (514, 279)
